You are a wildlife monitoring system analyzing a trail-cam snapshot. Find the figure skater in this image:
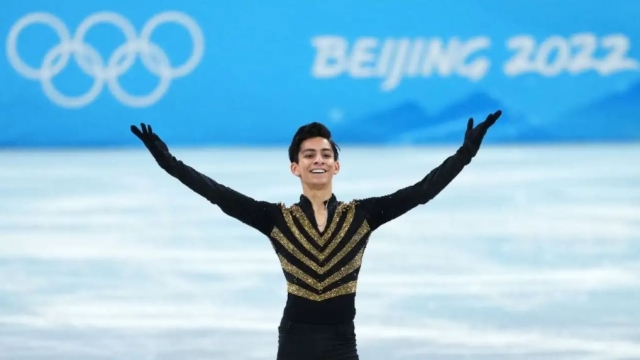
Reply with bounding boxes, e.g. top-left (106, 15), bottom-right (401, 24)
top-left (130, 110), bottom-right (502, 360)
